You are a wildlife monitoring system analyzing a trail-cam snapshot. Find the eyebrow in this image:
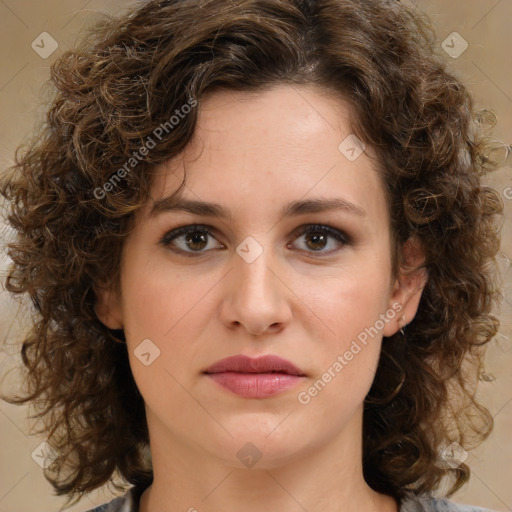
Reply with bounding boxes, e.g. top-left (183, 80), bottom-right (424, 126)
top-left (149, 194), bottom-right (367, 220)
